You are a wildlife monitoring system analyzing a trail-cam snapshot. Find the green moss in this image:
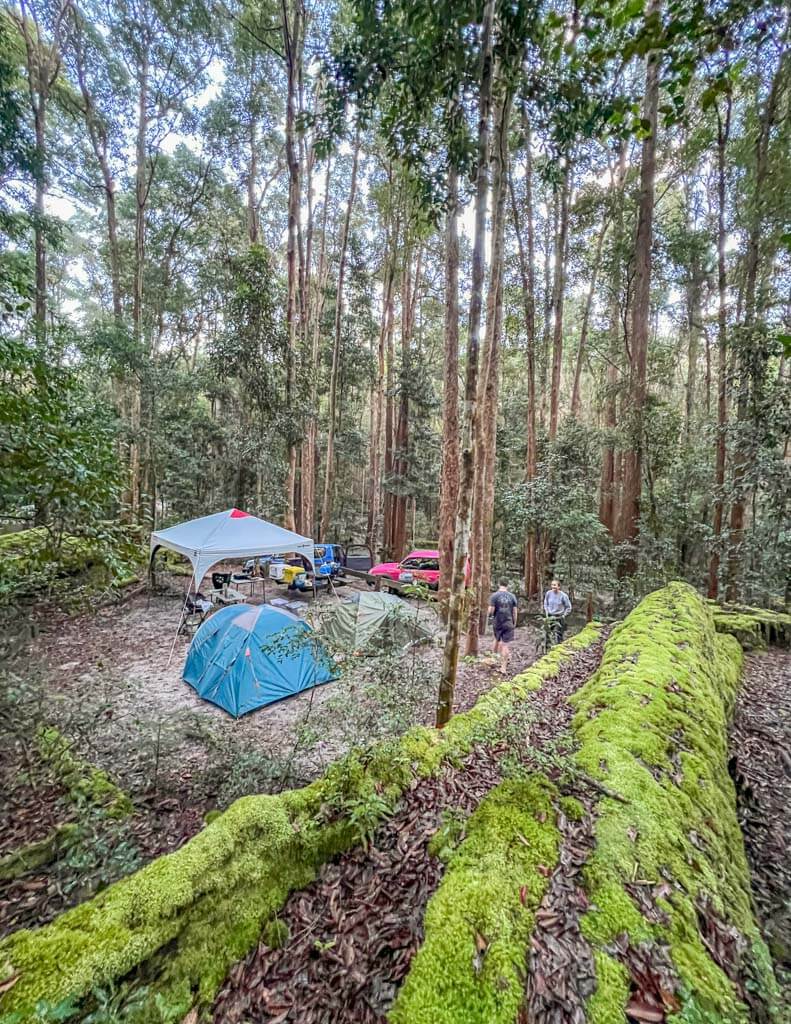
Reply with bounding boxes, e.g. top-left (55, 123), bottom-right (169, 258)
top-left (586, 951), bottom-right (630, 1024)
top-left (0, 628), bottom-right (603, 1021)
top-left (0, 823), bottom-right (80, 883)
top-left (572, 582), bottom-right (780, 1022)
top-left (37, 727), bottom-right (134, 819)
top-left (708, 601), bottom-right (791, 649)
top-left (389, 777), bottom-right (561, 1024)
top-left (558, 795), bottom-right (585, 822)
